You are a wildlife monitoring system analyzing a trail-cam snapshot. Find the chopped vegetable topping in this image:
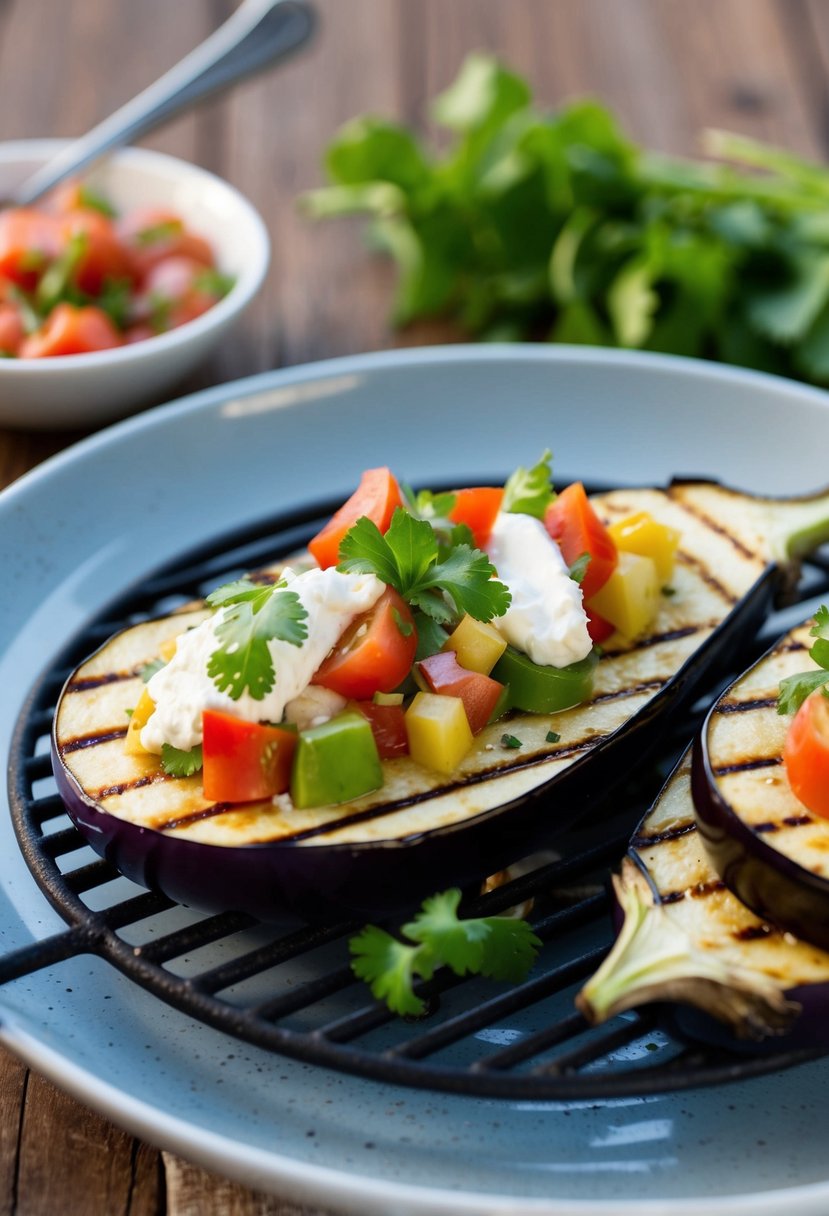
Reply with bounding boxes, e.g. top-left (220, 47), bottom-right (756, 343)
top-left (350, 887), bottom-right (541, 1016)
